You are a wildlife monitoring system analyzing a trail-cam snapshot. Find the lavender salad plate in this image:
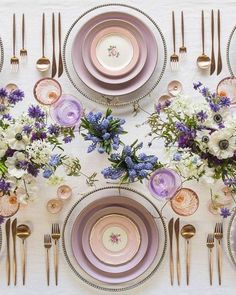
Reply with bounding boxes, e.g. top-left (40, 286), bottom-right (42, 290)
top-left (63, 3), bottom-right (167, 106)
top-left (62, 186), bottom-right (167, 291)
